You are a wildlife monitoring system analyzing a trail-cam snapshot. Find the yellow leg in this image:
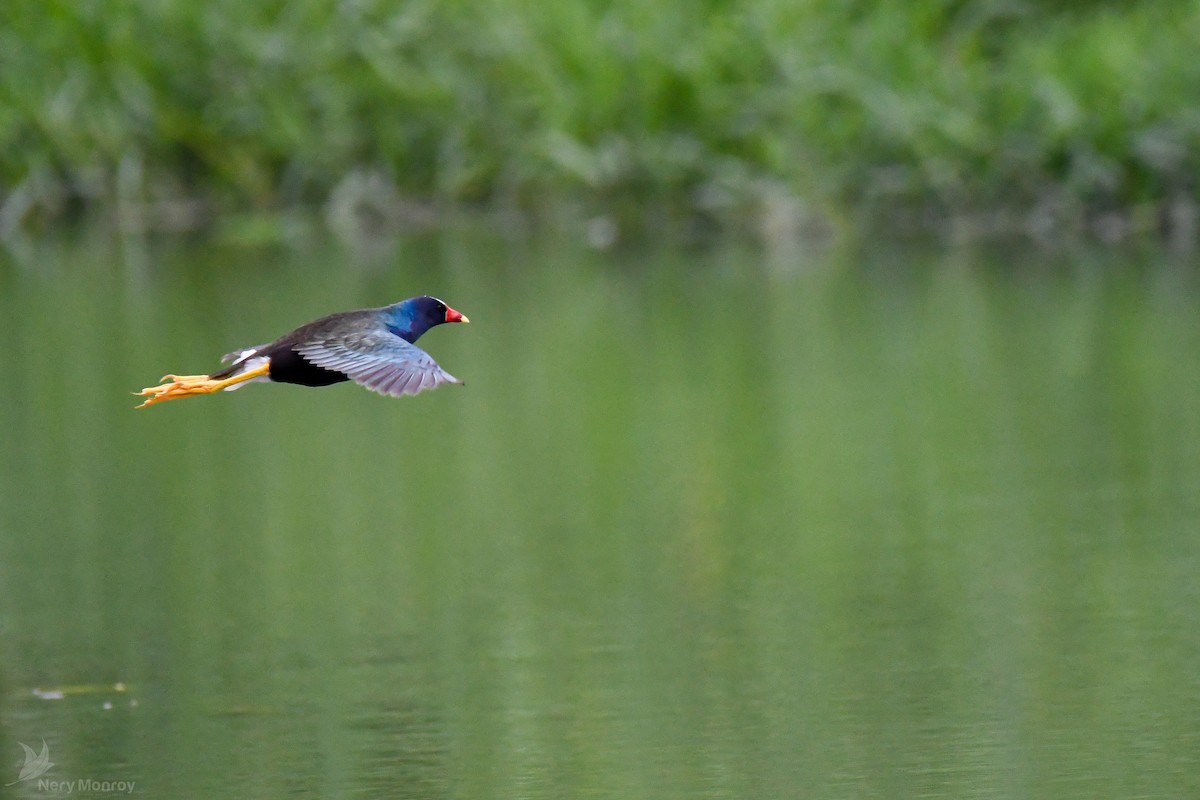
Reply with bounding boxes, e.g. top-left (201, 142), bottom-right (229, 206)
top-left (161, 373), bottom-right (212, 382)
top-left (135, 363), bottom-right (271, 408)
